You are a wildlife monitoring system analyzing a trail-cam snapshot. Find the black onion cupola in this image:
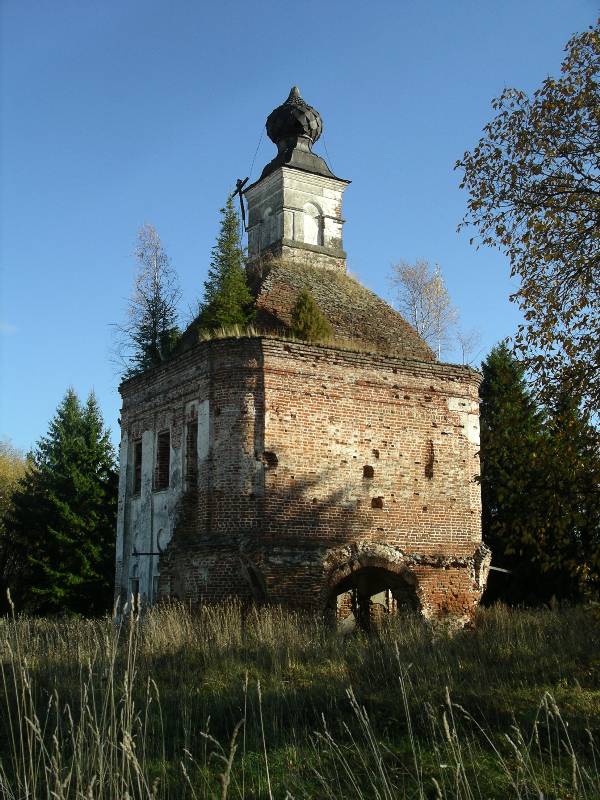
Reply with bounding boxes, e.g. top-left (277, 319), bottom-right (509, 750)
top-left (245, 86), bottom-right (350, 272)
top-left (267, 86), bottom-right (323, 149)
